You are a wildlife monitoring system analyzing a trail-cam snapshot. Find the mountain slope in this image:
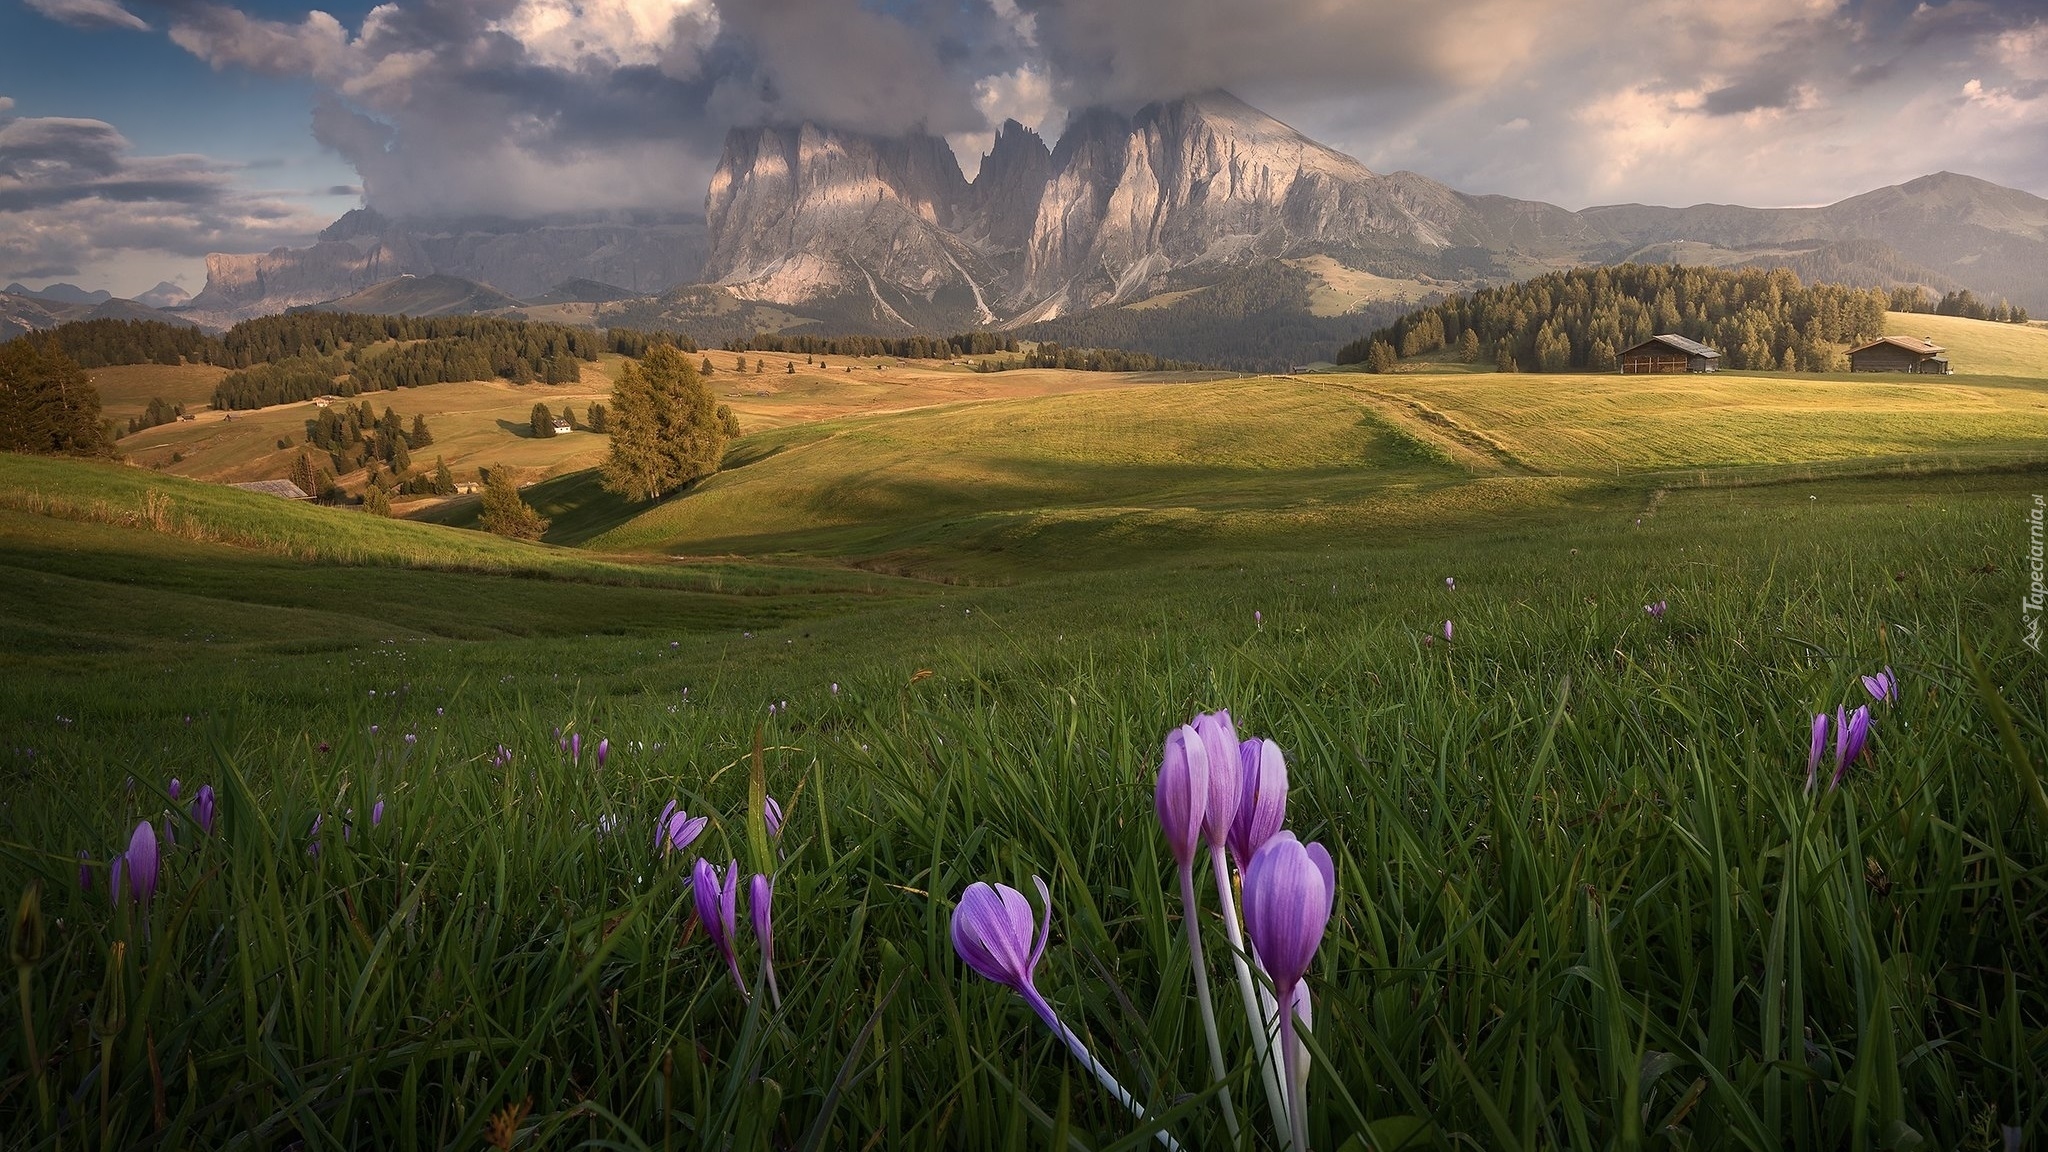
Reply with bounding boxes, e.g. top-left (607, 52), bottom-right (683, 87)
top-left (306, 274), bottom-right (526, 317)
